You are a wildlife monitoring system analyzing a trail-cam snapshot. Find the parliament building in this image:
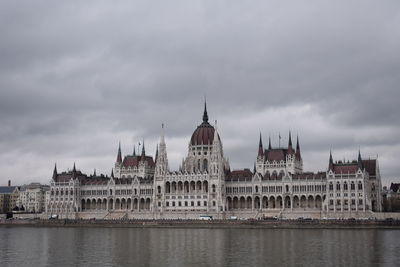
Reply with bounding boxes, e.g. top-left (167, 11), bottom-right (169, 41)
top-left (46, 102), bottom-right (383, 219)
